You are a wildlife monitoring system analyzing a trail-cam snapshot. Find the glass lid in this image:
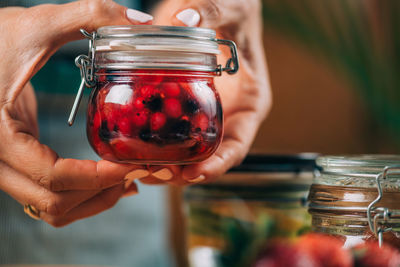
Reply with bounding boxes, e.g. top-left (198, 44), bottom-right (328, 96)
top-left (317, 154), bottom-right (400, 177)
top-left (95, 25), bottom-right (220, 54)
